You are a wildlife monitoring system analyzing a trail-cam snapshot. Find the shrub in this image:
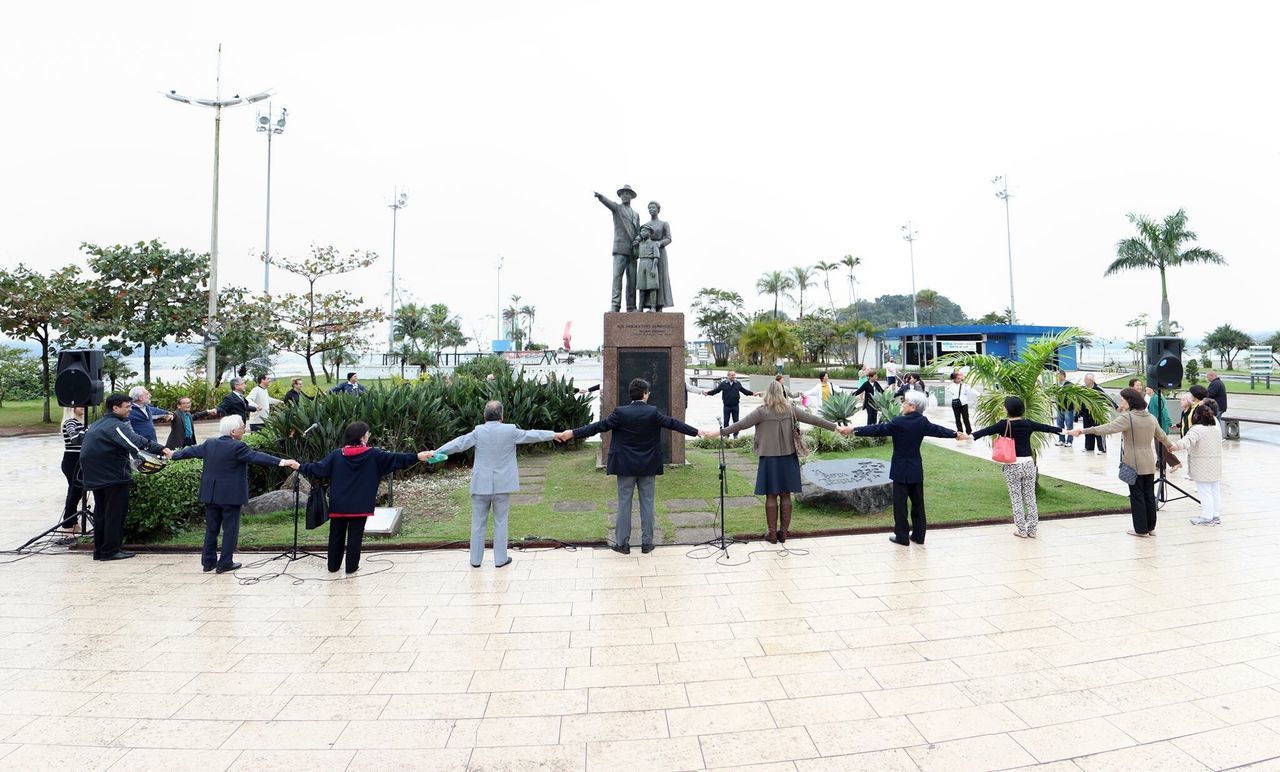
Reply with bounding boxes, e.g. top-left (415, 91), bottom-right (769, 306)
top-left (1184, 358), bottom-right (1200, 384)
top-left (125, 458), bottom-right (204, 542)
top-left (689, 435), bottom-right (754, 450)
top-left (146, 375), bottom-right (232, 411)
top-left (1201, 356), bottom-right (1212, 369)
top-left (819, 391), bottom-right (859, 425)
top-left (807, 427), bottom-right (888, 453)
top-left (870, 389), bottom-right (903, 423)
top-left (454, 355), bottom-right (512, 381)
